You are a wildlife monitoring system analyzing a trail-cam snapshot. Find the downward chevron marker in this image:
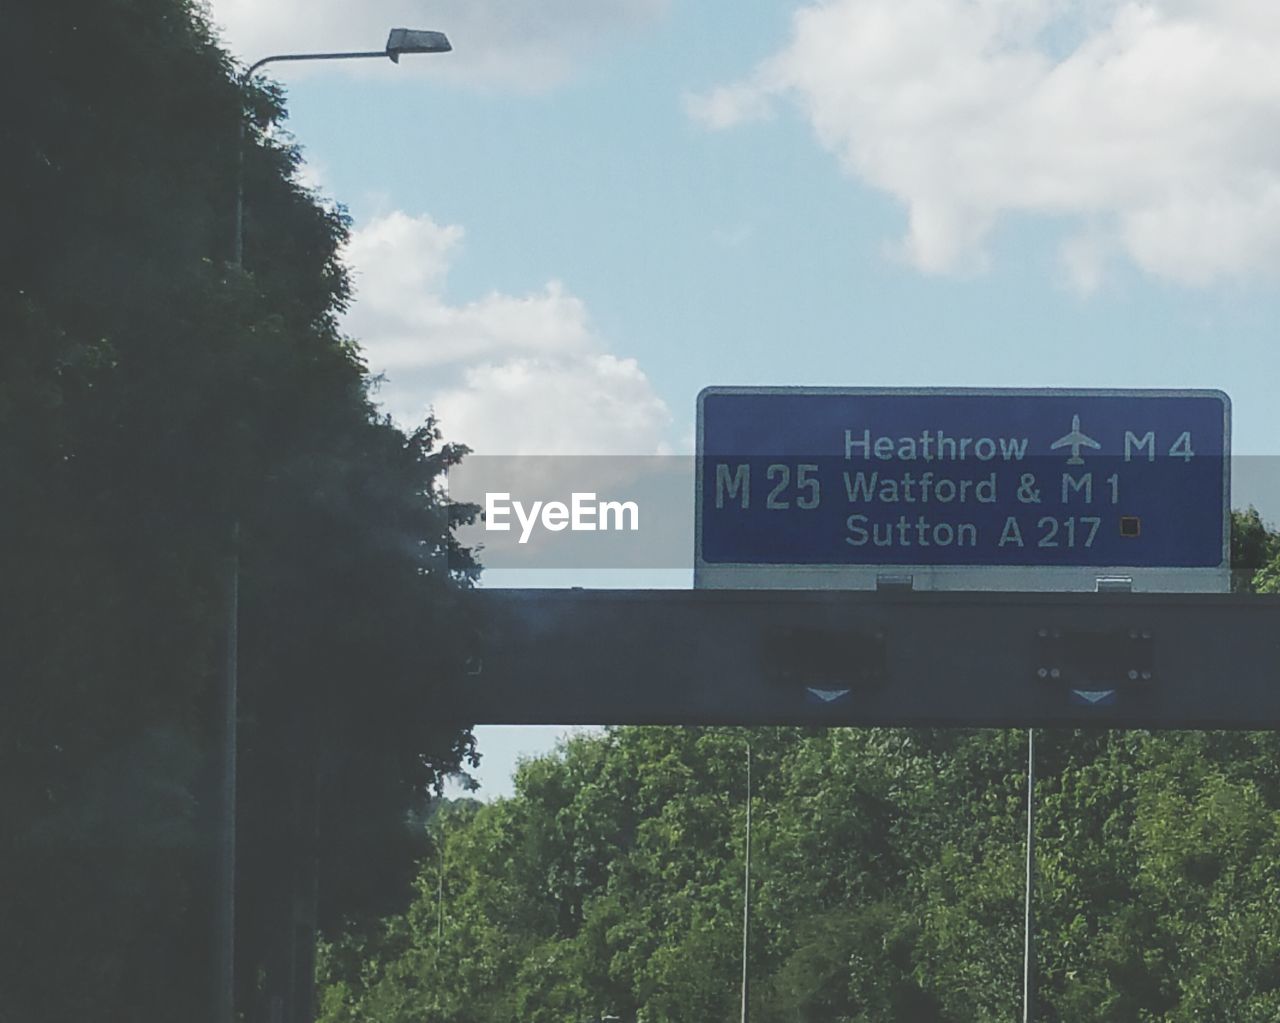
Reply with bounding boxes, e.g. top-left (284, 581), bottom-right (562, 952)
top-left (806, 688), bottom-right (851, 703)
